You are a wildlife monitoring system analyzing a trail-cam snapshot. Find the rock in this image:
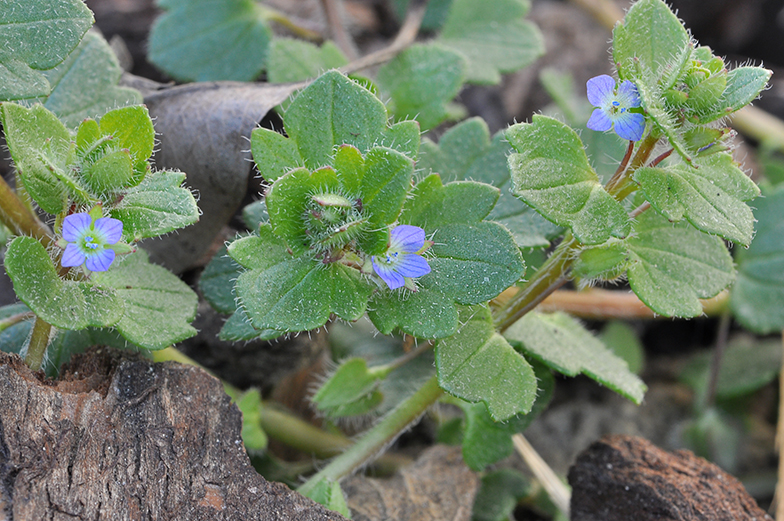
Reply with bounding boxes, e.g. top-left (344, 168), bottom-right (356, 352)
top-left (568, 434), bottom-right (771, 521)
top-left (0, 348), bottom-right (345, 521)
top-left (343, 445), bottom-right (479, 521)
